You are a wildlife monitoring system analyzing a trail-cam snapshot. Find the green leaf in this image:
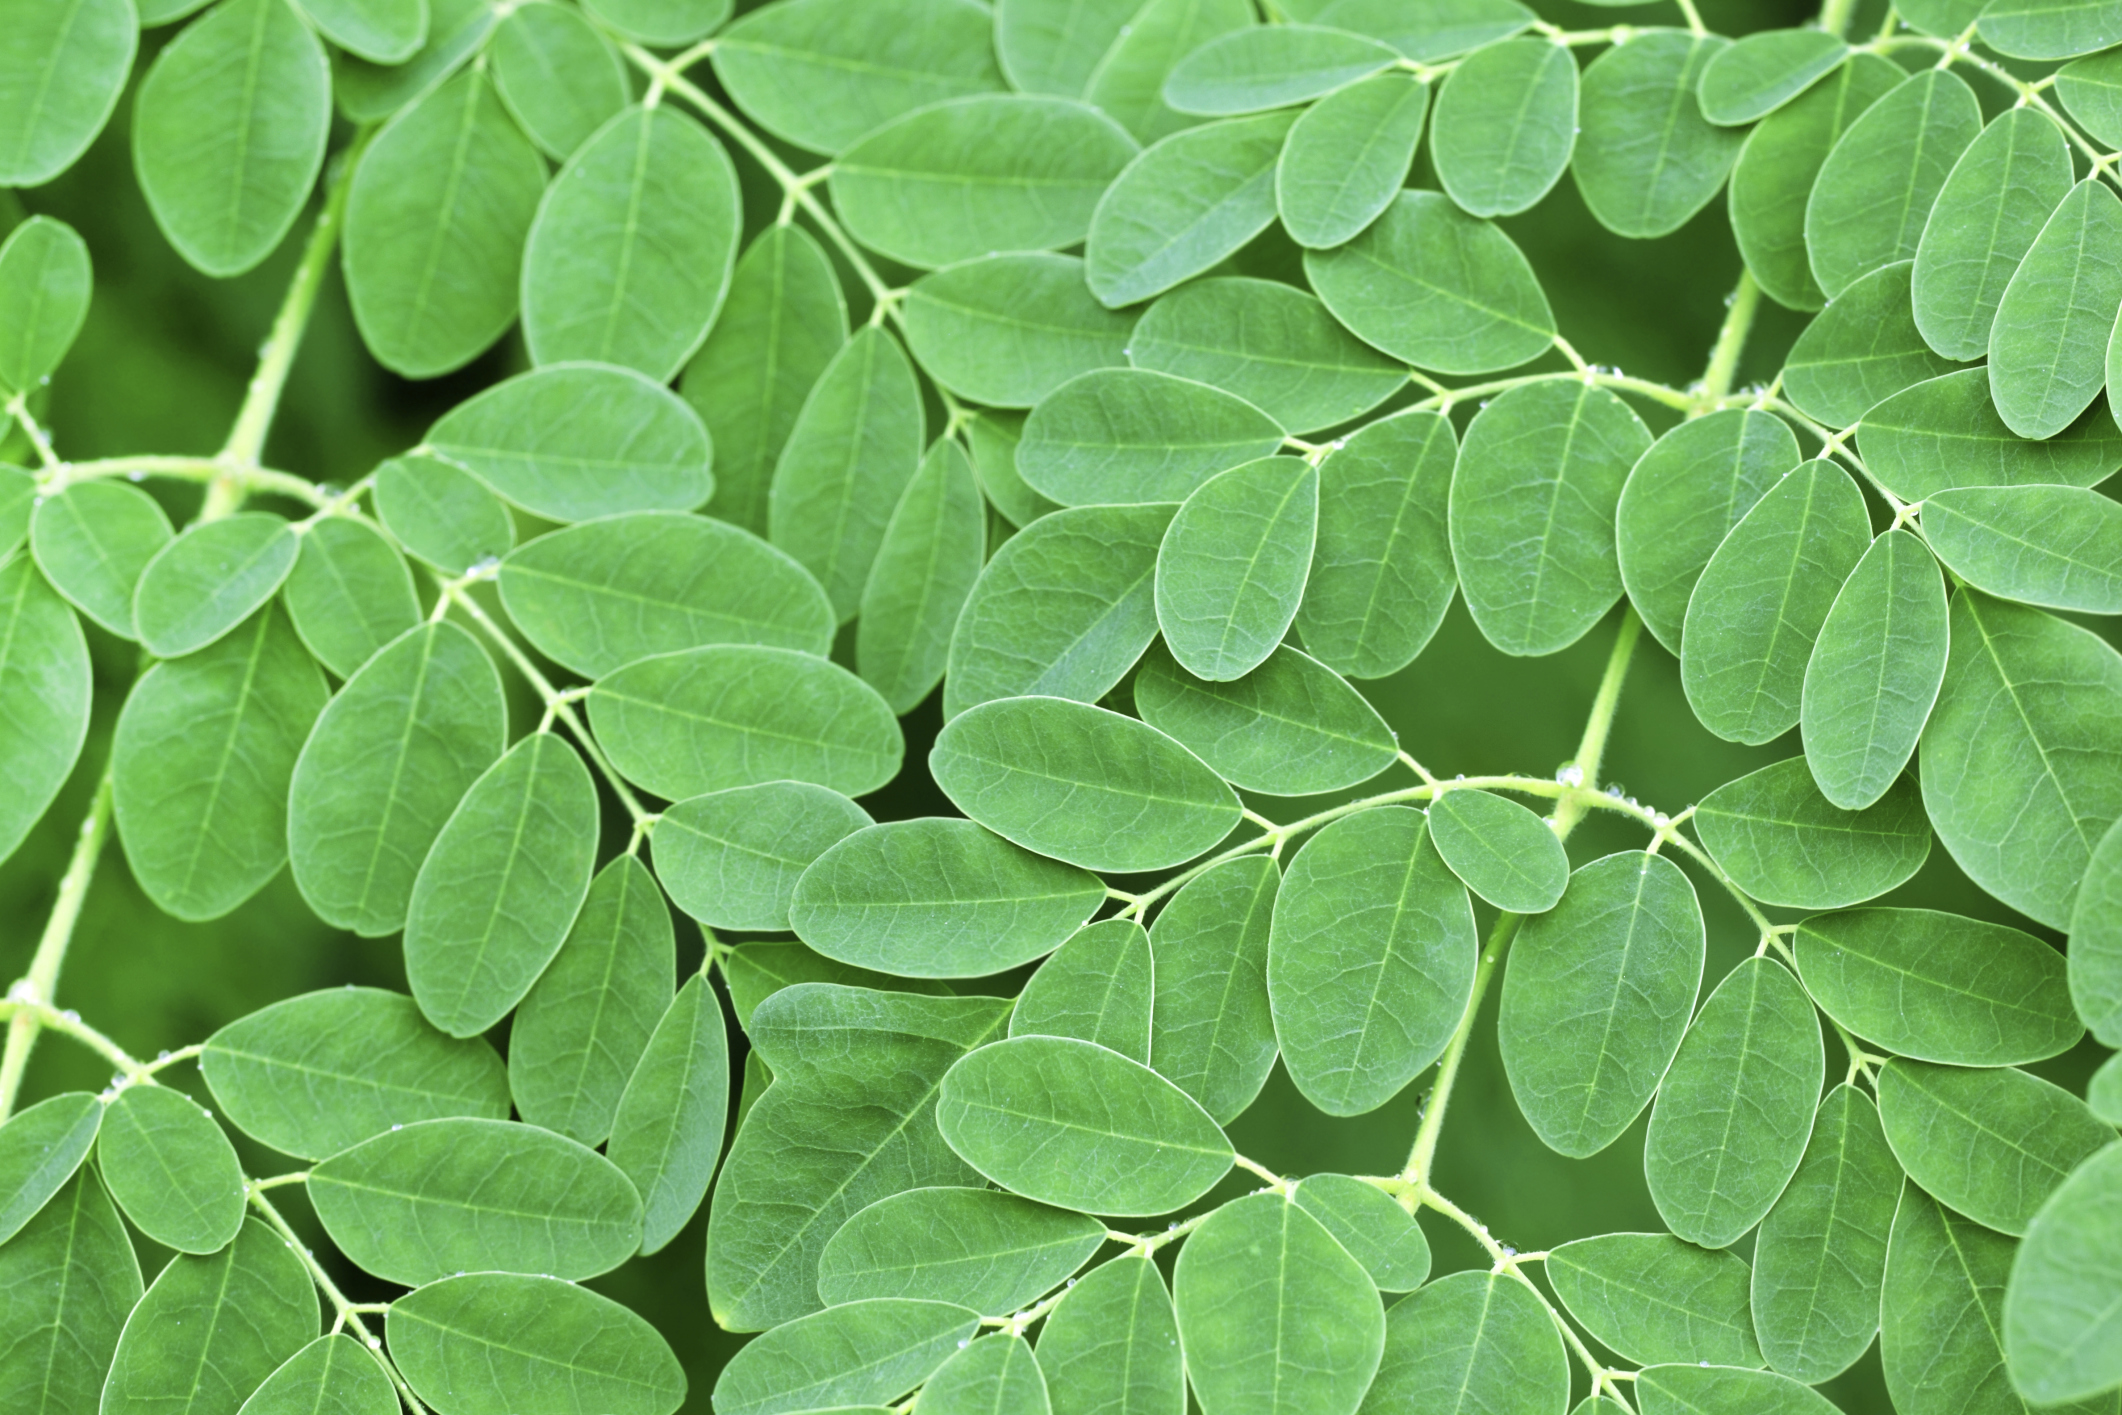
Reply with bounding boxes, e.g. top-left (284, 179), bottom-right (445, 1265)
top-left (1018, 370), bottom-right (1284, 508)
top-left (720, 941), bottom-right (945, 1029)
top-left (1795, 908), bottom-right (2081, 1067)
top-left (817, 1186), bottom-right (1104, 1312)
top-left (1012, 919), bottom-right (1153, 1062)
top-left (944, 502), bottom-right (1172, 717)
top-left (0, 468), bottom-right (28, 562)
top-left (291, 0), bottom-right (422, 62)
top-left (0, 1093), bottom-right (100, 1246)
top-left (1289, 1173), bottom-right (1431, 1292)
top-left (1634, 1364), bottom-right (1840, 1415)
top-left (1617, 408), bottom-right (1800, 655)
top-left (133, 0), bottom-right (328, 278)
top-left (1680, 460), bottom-right (1871, 745)
top-left (2091, 1054), bottom-right (2122, 1123)
top-left (1981, 0), bottom-right (2122, 58)
top-left (0, 0), bottom-right (135, 186)
top-left (1752, 1085), bottom-right (1903, 1383)
top-left (1860, 368), bottom-right (2122, 502)
top-left (96, 1083), bottom-right (244, 1255)
top-left (1694, 757), bottom-right (1930, 909)
top-left (280, 516), bottom-right (420, 678)
top-left (1163, 25), bottom-right (1397, 117)
top-left (1877, 1060), bottom-right (2113, 1237)
top-left (921, 1334), bottom-right (1051, 1415)
top-left (682, 224), bottom-right (847, 538)
top-left (491, 1), bottom-right (630, 161)
top-left (1921, 590), bottom-right (2122, 929)
top-left (580, 0), bottom-right (730, 45)
top-left (1427, 788), bottom-right (1569, 914)
top-left (1924, 484), bottom-right (2122, 613)
top-left (714, 1299), bottom-right (979, 1415)
top-left (343, 69), bottom-right (546, 378)
top-left (0, 554), bottom-right (89, 864)
top-left (288, 621), bottom-right (504, 936)
top-left (404, 732), bottom-right (598, 1039)
top-left (1148, 855), bottom-right (1279, 1125)
top-left (2005, 1139), bottom-right (2122, 1403)
top-left (1573, 31), bottom-right (1740, 239)
top-left (1911, 109), bottom-right (2074, 363)
top-left (656, 781), bottom-right (870, 931)
top-left (100, 1216), bottom-right (316, 1415)
top-left (858, 439), bottom-right (986, 713)
top-left (2058, 46), bottom-right (2122, 145)
top-left (427, 362), bottom-right (715, 522)
top-left (904, 255), bottom-right (1135, 411)
top-left (967, 412), bottom-right (1061, 531)
top-left (2075, 816), bottom-right (2122, 1045)
top-left (1173, 1192), bottom-right (1384, 1415)
top-left (1799, 528), bottom-right (1950, 810)
top-left (1645, 957), bottom-right (1825, 1248)
top-left (607, 972), bottom-right (730, 1255)
top-left (237, 1334), bottom-right (397, 1415)
top-left (30, 479), bottom-right (172, 638)
top-left (791, 818), bottom-right (1104, 979)
top-left (1784, 261), bottom-right (1970, 428)
top-left (1305, 191), bottom-right (1555, 374)
top-left (1155, 455), bottom-right (1317, 682)
top-left (1084, 112), bottom-right (1299, 308)
top-left (1729, 53), bottom-right (1905, 311)
top-left (133, 513), bottom-right (299, 659)
top-left (591, 644), bottom-right (903, 800)
top-left (1806, 70), bottom-right (1982, 300)
top-left (202, 986), bottom-right (509, 1160)
top-left (1133, 642), bottom-right (1396, 796)
top-left (707, 986), bottom-right (1010, 1330)
top-left (937, 1035), bottom-right (1232, 1215)
top-left (1127, 277), bottom-right (1404, 435)
top-left (1891, 0), bottom-right (1989, 35)
top-left (1269, 806), bottom-right (1476, 1117)
top-left (0, 217), bottom-right (91, 395)
top-left (522, 106), bottom-right (740, 381)
top-left (1698, 29), bottom-right (1850, 126)
top-left (833, 97), bottom-right (1138, 270)
top-left (509, 854), bottom-right (675, 1145)
top-left (712, 0), bottom-right (1002, 156)
top-left (1276, 71), bottom-right (1429, 250)
top-left (331, 0), bottom-right (494, 124)
top-left (1077, 0), bottom-right (1256, 144)
top-left (931, 696), bottom-right (1240, 873)
top-left (1990, 179), bottom-right (2122, 440)
top-left (498, 511), bottom-right (834, 678)
top-left (1882, 1185), bottom-right (2052, 1415)
top-left (113, 605), bottom-right (324, 920)
top-left (1547, 1232), bottom-right (1764, 1367)
top-left (310, 1116), bottom-right (642, 1284)
top-left (1293, 410), bottom-right (1455, 678)
top-left (1450, 380), bottom-right (1651, 657)
top-left (389, 1271), bottom-right (685, 1415)
top-left (1359, 1268), bottom-right (1570, 1415)
top-left (1499, 850), bottom-right (1705, 1159)
top-left (770, 326), bottom-right (925, 620)
top-left (1432, 38), bottom-right (1578, 218)
top-left (372, 453), bottom-right (515, 574)
top-left (1309, 0), bottom-right (1535, 61)
top-left (0, 1168), bottom-right (140, 1415)
top-left (1034, 1254), bottom-right (1185, 1415)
